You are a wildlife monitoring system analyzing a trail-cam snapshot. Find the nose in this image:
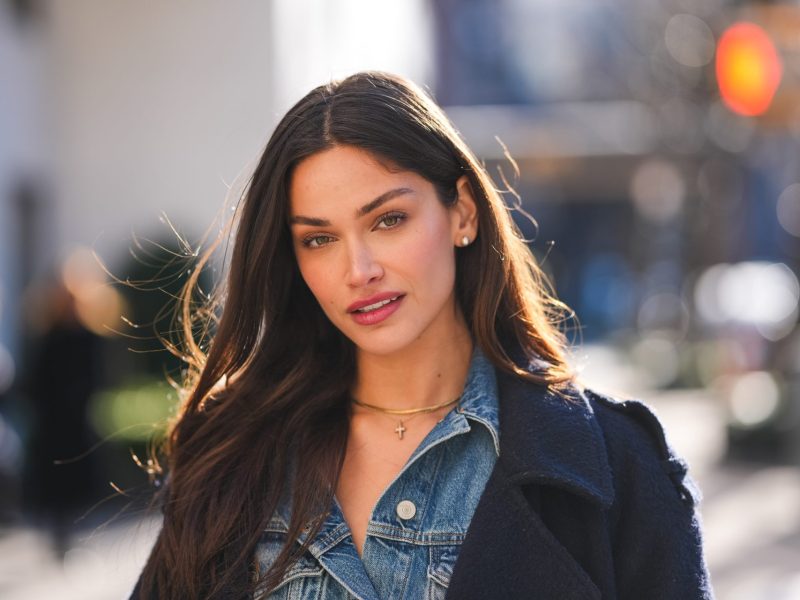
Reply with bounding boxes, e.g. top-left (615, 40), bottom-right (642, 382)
top-left (345, 239), bottom-right (383, 288)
